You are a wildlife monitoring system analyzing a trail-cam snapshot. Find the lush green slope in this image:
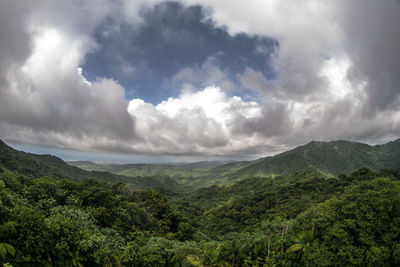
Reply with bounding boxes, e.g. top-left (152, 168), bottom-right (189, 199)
top-left (0, 140), bottom-right (179, 190)
top-left (0, 168), bottom-right (191, 266)
top-left (229, 139), bottom-right (400, 178)
top-left (174, 168), bottom-right (399, 233)
top-left (195, 139), bottom-right (400, 182)
top-left (169, 167), bottom-right (400, 266)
